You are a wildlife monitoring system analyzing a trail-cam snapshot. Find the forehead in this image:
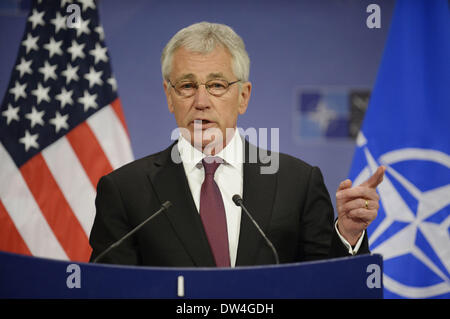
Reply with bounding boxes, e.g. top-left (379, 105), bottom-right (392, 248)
top-left (170, 46), bottom-right (235, 80)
